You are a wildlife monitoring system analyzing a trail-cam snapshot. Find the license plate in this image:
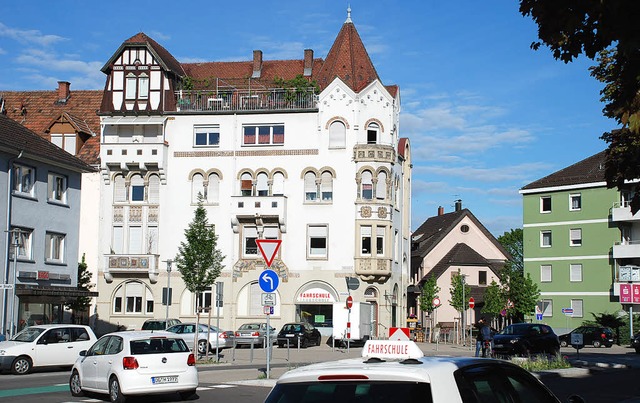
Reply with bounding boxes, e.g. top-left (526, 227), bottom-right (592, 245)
top-left (152, 376), bottom-right (178, 384)
top-left (493, 344), bottom-right (503, 348)
top-left (285, 334), bottom-right (294, 337)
